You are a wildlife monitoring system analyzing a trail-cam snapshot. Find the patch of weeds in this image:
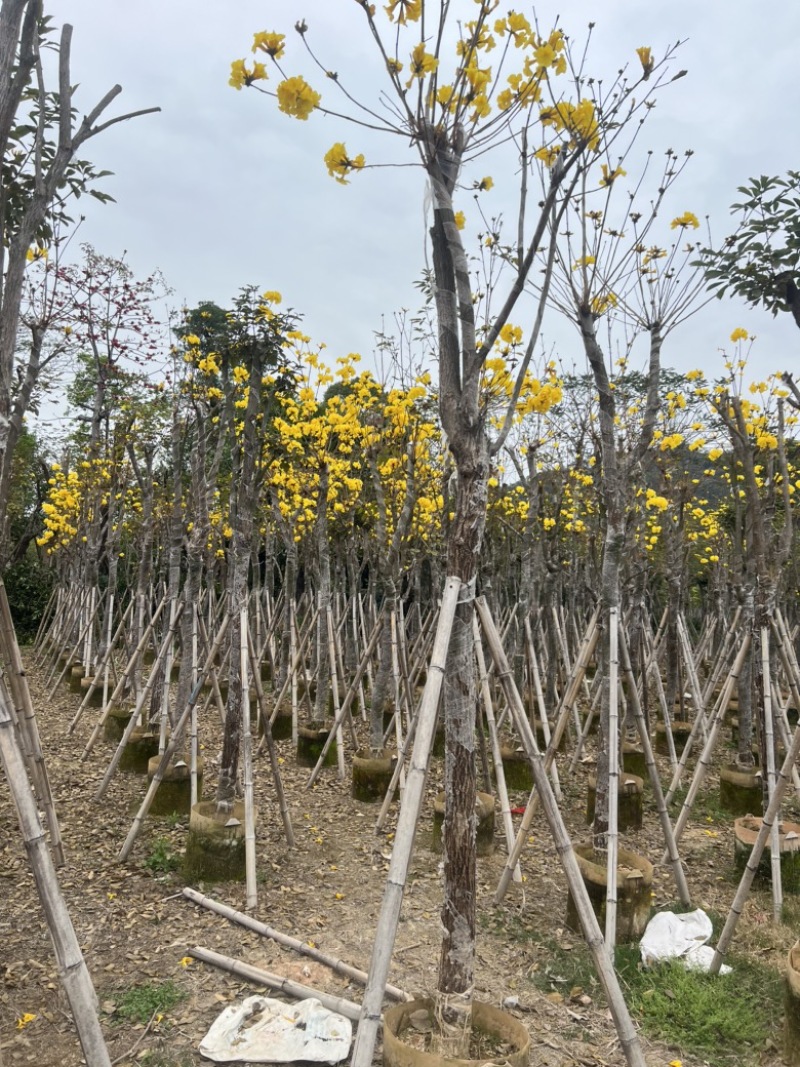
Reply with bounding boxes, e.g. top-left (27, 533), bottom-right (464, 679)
top-left (615, 948), bottom-right (783, 1067)
top-left (140, 1046), bottom-right (193, 1067)
top-left (163, 811), bottom-right (185, 829)
top-left (780, 894), bottom-right (800, 928)
top-left (145, 836), bottom-right (179, 874)
top-left (668, 784), bottom-right (728, 826)
top-left (115, 979), bottom-right (185, 1026)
